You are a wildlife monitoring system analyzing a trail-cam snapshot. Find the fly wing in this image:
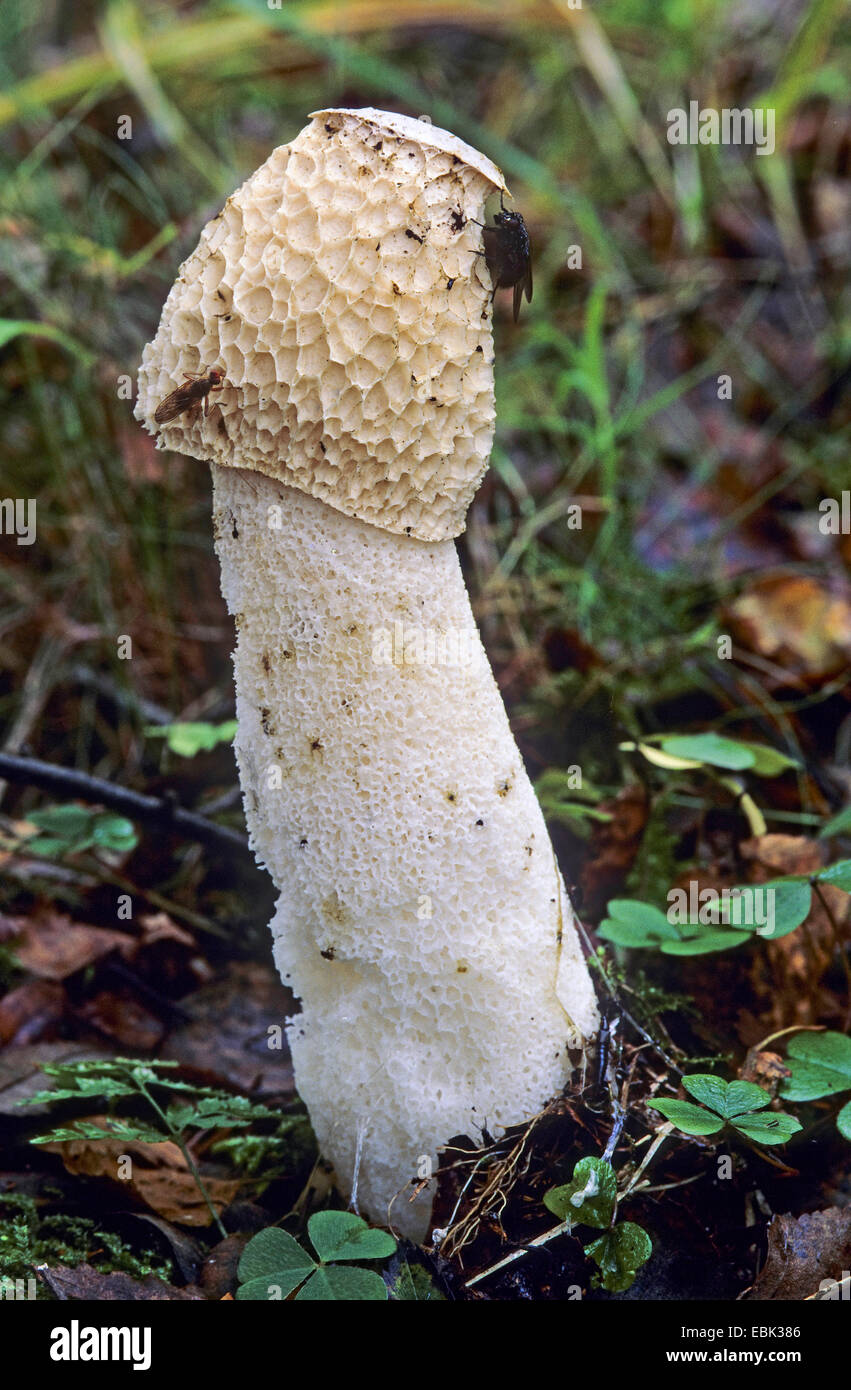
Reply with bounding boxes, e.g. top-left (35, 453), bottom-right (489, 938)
top-left (480, 224), bottom-right (501, 288)
top-left (154, 388), bottom-right (188, 424)
top-left (512, 262), bottom-right (533, 322)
